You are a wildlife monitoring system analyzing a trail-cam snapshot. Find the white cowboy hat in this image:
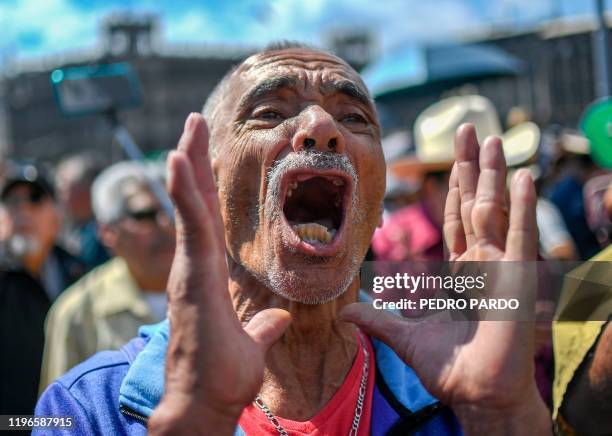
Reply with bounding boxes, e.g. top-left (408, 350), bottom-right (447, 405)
top-left (391, 95), bottom-right (540, 180)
